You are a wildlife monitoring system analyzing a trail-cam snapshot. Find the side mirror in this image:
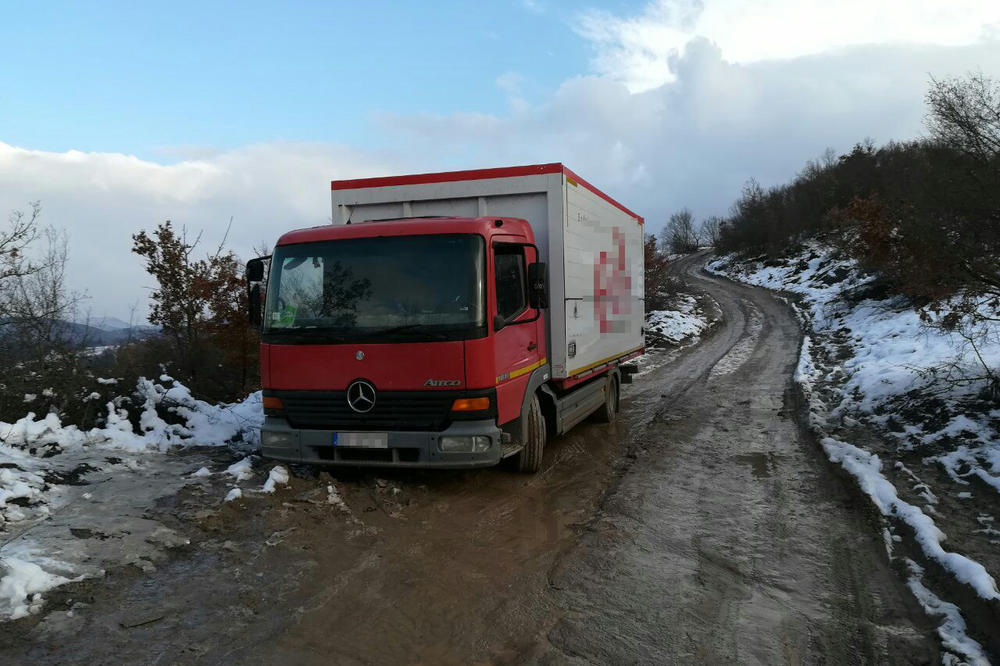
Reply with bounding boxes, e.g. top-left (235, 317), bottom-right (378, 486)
top-left (248, 283), bottom-right (262, 327)
top-left (493, 314), bottom-right (506, 332)
top-left (528, 262), bottom-right (548, 309)
top-left (246, 258), bottom-right (265, 282)
top-left (246, 258), bottom-right (267, 327)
